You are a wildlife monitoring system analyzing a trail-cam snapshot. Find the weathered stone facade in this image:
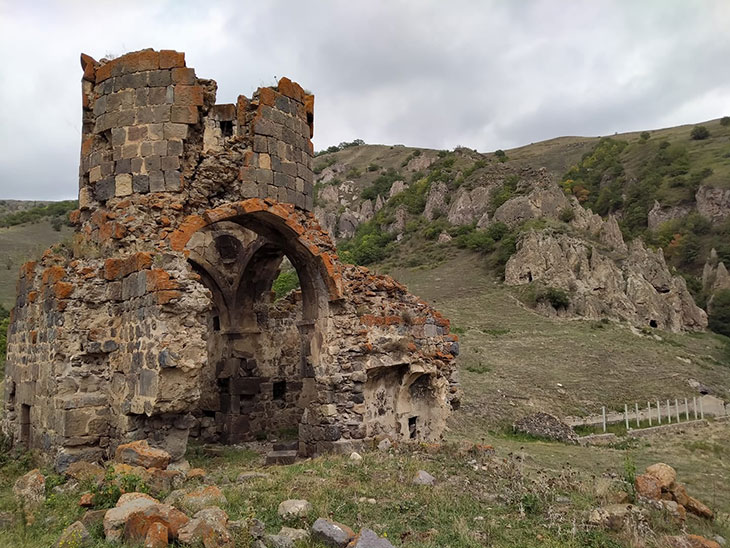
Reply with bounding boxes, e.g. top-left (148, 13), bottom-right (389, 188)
top-left (1, 49), bottom-right (460, 469)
